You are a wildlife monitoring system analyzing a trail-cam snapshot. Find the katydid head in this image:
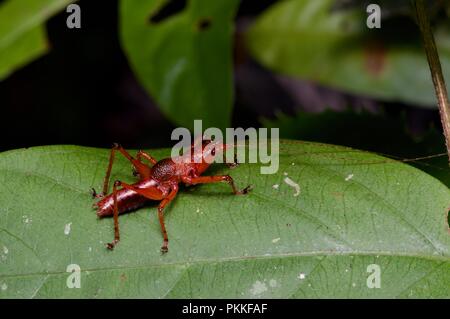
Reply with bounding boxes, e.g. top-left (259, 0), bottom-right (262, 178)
top-left (189, 139), bottom-right (228, 175)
